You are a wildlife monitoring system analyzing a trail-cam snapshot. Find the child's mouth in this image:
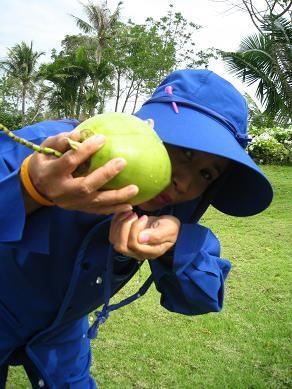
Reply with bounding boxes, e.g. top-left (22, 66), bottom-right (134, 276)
top-left (152, 192), bottom-right (172, 205)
